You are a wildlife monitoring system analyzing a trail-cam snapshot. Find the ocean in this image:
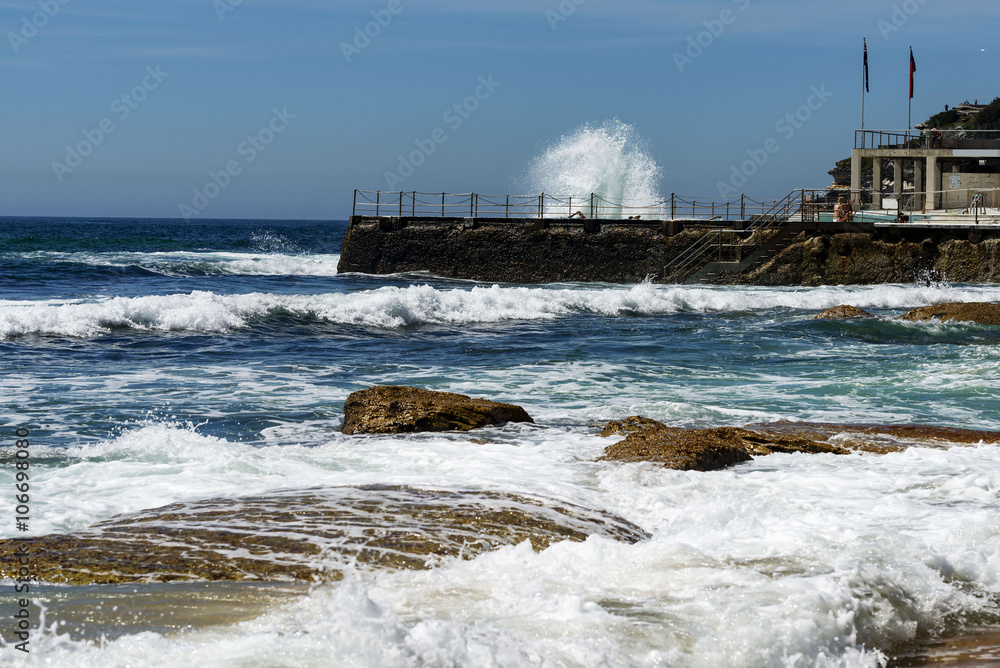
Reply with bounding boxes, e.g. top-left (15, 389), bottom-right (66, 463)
top-left (1, 217), bottom-right (999, 667)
